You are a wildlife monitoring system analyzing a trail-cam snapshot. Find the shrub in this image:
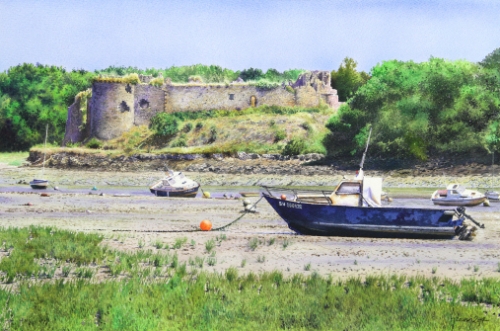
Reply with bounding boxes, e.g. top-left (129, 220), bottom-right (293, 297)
top-left (282, 137), bottom-right (306, 156)
top-left (86, 138), bottom-right (103, 149)
top-left (208, 126), bottom-right (218, 143)
top-left (301, 122), bottom-right (312, 132)
top-left (274, 129), bottom-right (286, 142)
top-left (188, 75), bottom-right (203, 83)
top-left (149, 77), bottom-right (164, 87)
top-left (253, 79), bottom-right (280, 90)
top-left (170, 135), bottom-right (187, 147)
top-left (183, 123), bottom-right (193, 132)
top-left (150, 113), bottom-right (179, 137)
top-left (285, 85), bottom-right (295, 94)
top-left (195, 122), bottom-right (203, 130)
